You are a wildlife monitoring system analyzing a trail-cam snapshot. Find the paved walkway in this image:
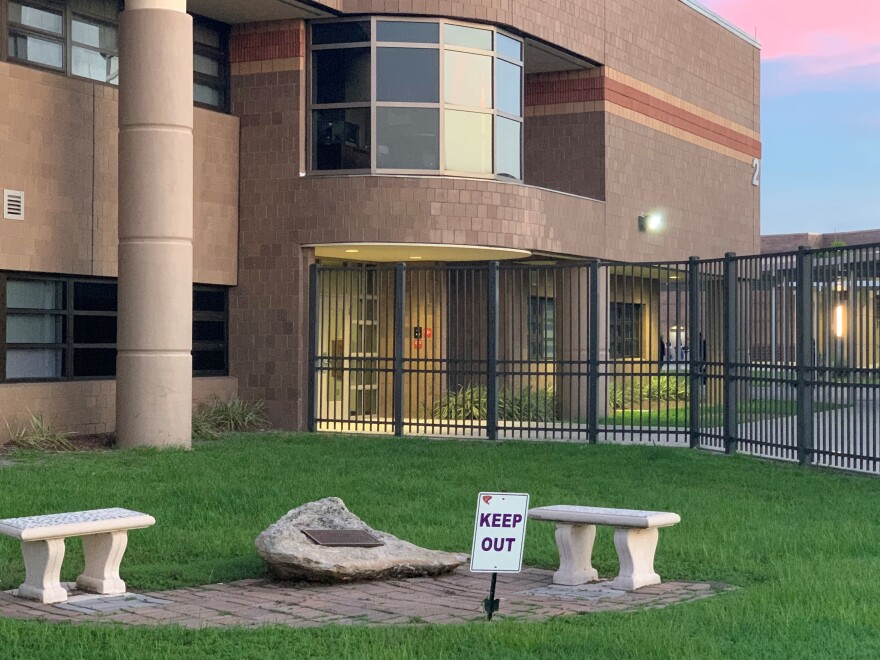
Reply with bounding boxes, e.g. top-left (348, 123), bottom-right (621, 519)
top-left (0, 568), bottom-right (732, 629)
